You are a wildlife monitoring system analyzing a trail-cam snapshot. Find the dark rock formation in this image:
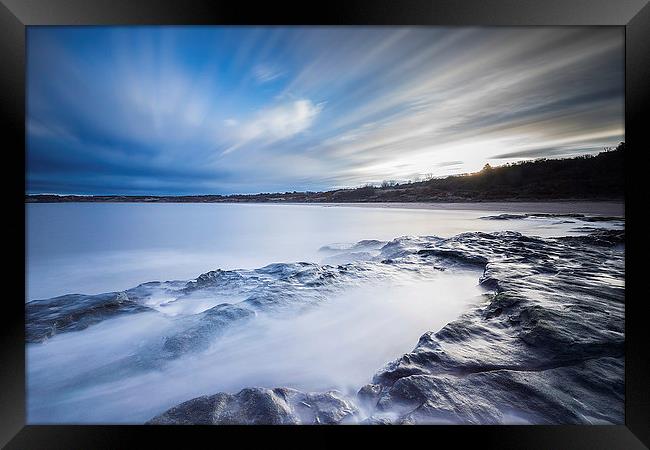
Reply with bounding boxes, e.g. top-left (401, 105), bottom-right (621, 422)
top-left (146, 225), bottom-right (625, 425)
top-left (147, 387), bottom-right (358, 425)
top-left (26, 291), bottom-right (151, 343)
top-left (359, 228), bottom-right (624, 424)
